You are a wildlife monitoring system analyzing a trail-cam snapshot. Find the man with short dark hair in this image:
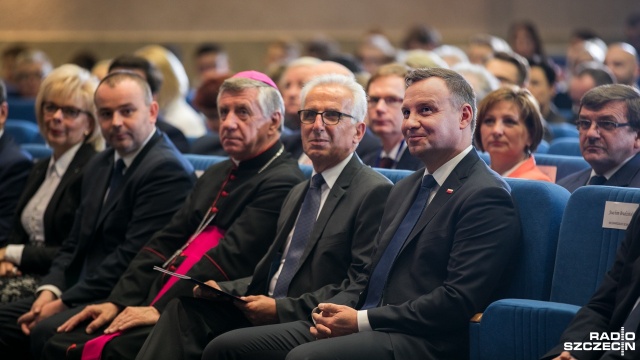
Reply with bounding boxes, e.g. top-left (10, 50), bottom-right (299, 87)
top-left (559, 84), bottom-right (640, 192)
top-left (203, 68), bottom-right (520, 360)
top-left (194, 43), bottom-right (230, 81)
top-left (0, 79), bottom-right (32, 244)
top-left (0, 71), bottom-right (196, 359)
top-left (485, 51), bottom-right (530, 87)
top-left (109, 55), bottom-right (190, 153)
top-left (528, 59), bottom-right (569, 124)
